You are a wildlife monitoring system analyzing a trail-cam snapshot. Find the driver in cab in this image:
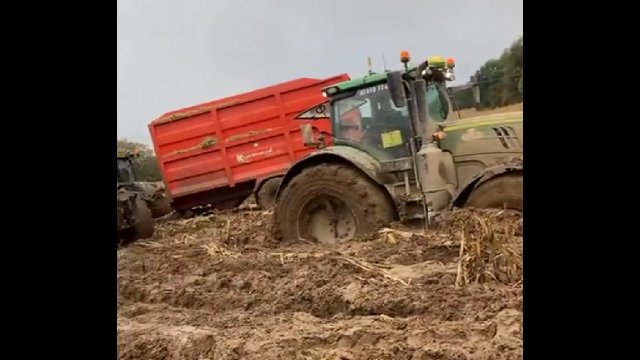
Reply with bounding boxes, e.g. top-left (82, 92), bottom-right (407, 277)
top-left (337, 100), bottom-right (365, 142)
